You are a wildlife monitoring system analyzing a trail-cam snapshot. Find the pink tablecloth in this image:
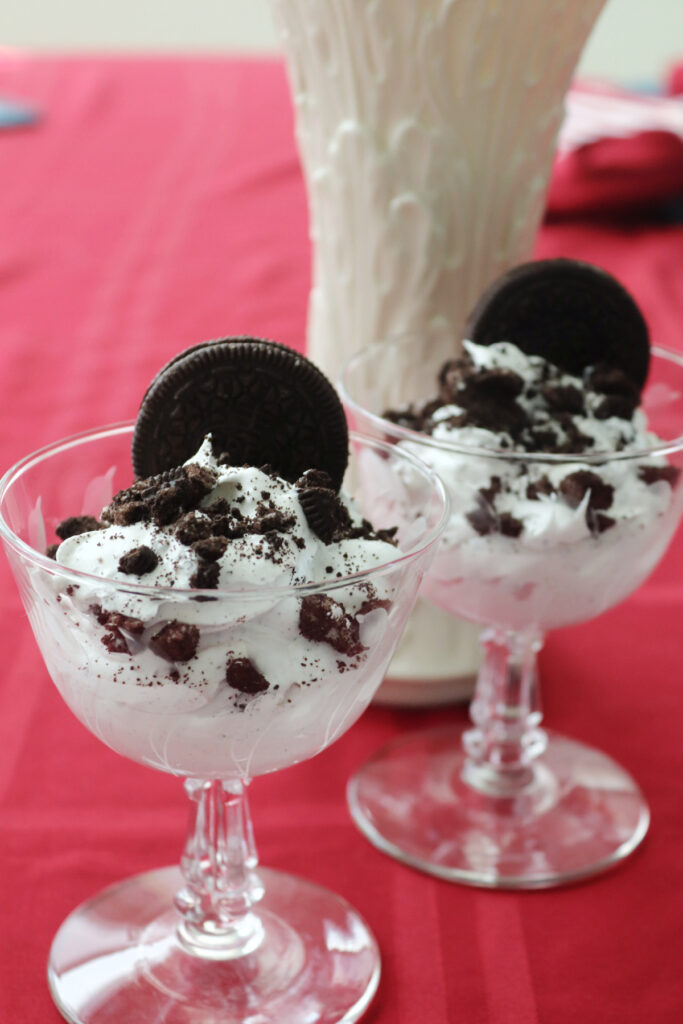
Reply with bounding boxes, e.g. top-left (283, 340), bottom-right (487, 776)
top-left (0, 56), bottom-right (682, 1024)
